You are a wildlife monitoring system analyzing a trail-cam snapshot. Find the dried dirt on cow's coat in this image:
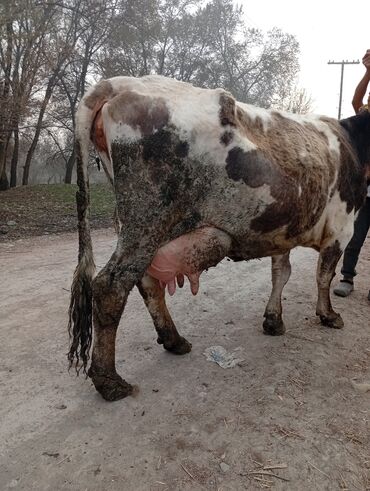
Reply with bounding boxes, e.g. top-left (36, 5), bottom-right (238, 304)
top-left (0, 230), bottom-right (369, 491)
